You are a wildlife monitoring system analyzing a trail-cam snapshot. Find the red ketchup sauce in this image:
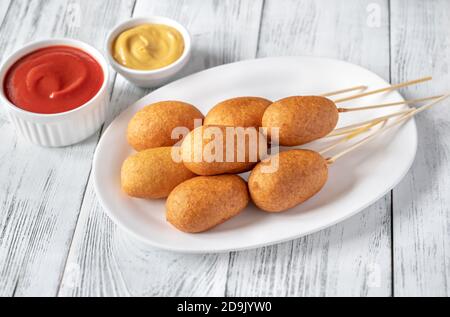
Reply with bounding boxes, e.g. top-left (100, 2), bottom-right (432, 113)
top-left (4, 46), bottom-right (104, 114)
